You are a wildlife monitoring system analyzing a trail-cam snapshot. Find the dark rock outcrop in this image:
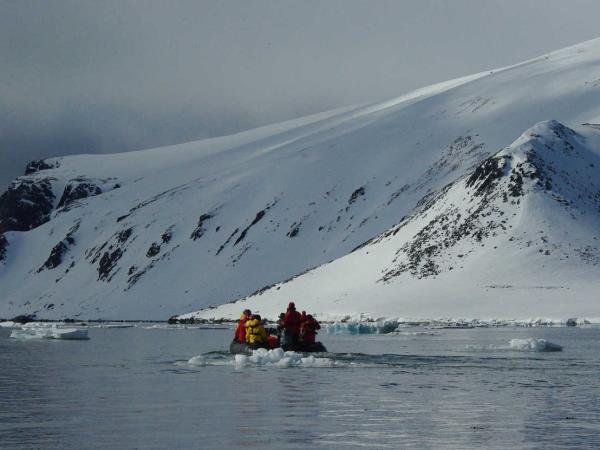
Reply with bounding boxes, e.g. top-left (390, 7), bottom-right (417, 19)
top-left (39, 241), bottom-right (68, 272)
top-left (98, 248), bottom-right (123, 281)
top-left (465, 155), bottom-right (507, 196)
top-left (24, 160), bottom-right (55, 175)
top-left (12, 314), bottom-right (36, 324)
top-left (37, 221), bottom-right (80, 272)
top-left (234, 210), bottom-right (265, 246)
top-left (287, 222), bottom-right (301, 238)
top-left (0, 178), bottom-right (56, 233)
top-left (190, 214), bottom-right (213, 240)
top-left (86, 227), bottom-right (133, 281)
top-left (146, 242), bottom-right (160, 257)
top-left (161, 229), bottom-right (173, 243)
top-left (0, 234), bottom-right (7, 263)
top-left (348, 186), bottom-right (365, 205)
top-left (57, 178), bottom-right (103, 210)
